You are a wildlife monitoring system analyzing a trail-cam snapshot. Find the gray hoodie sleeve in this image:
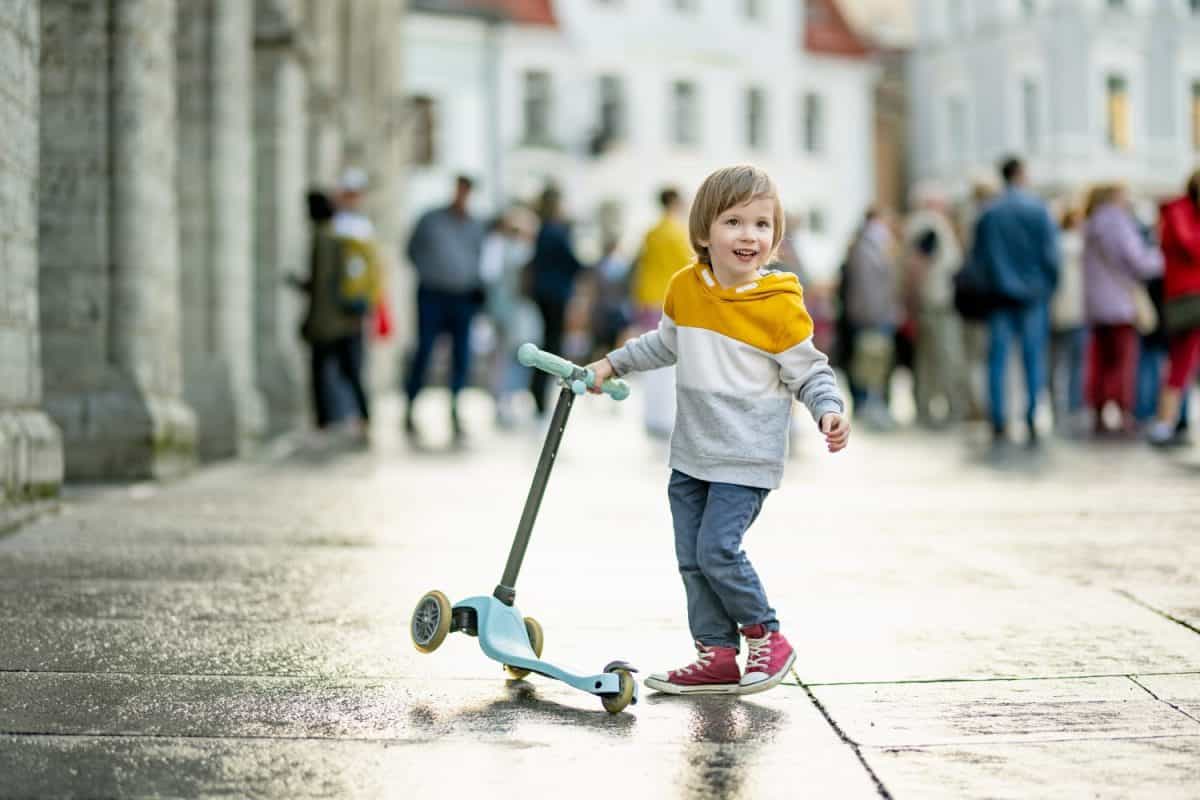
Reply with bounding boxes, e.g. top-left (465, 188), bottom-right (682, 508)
top-left (606, 314), bottom-right (678, 376)
top-left (775, 337), bottom-right (844, 424)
